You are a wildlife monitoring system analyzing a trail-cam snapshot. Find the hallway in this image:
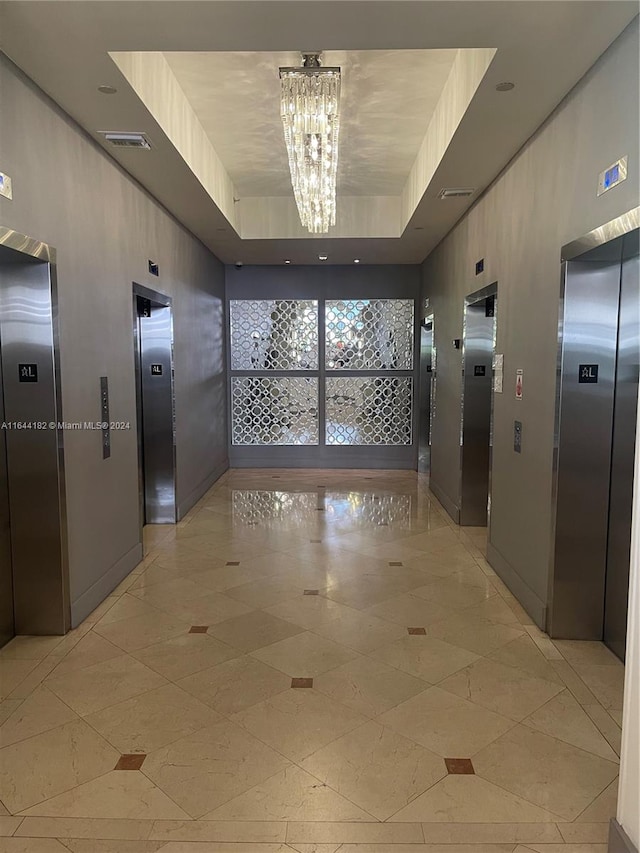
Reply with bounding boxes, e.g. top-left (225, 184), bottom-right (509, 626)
top-left (0, 470), bottom-right (624, 851)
